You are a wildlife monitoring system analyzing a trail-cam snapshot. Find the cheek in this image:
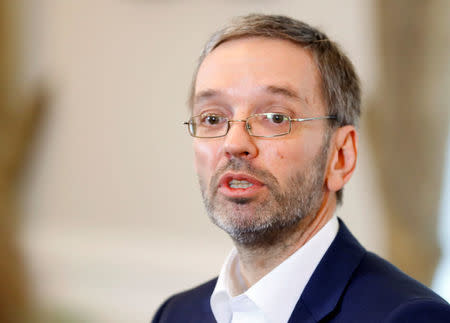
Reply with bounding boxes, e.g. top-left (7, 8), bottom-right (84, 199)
top-left (193, 140), bottom-right (221, 178)
top-left (270, 141), bottom-right (306, 164)
top-left (262, 141), bottom-right (311, 181)
top-left (263, 143), bottom-right (301, 173)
